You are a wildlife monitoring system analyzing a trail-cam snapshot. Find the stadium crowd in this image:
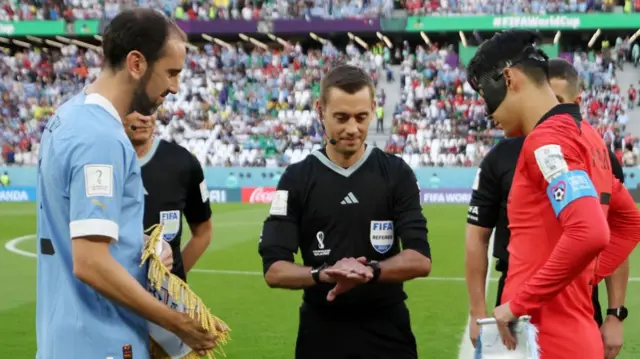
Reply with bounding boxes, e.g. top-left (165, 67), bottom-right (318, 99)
top-left (1, 3), bottom-right (639, 168)
top-left (1, 0), bottom-right (638, 22)
top-left (1, 38), bottom-right (638, 168)
top-left (385, 41), bottom-right (640, 167)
